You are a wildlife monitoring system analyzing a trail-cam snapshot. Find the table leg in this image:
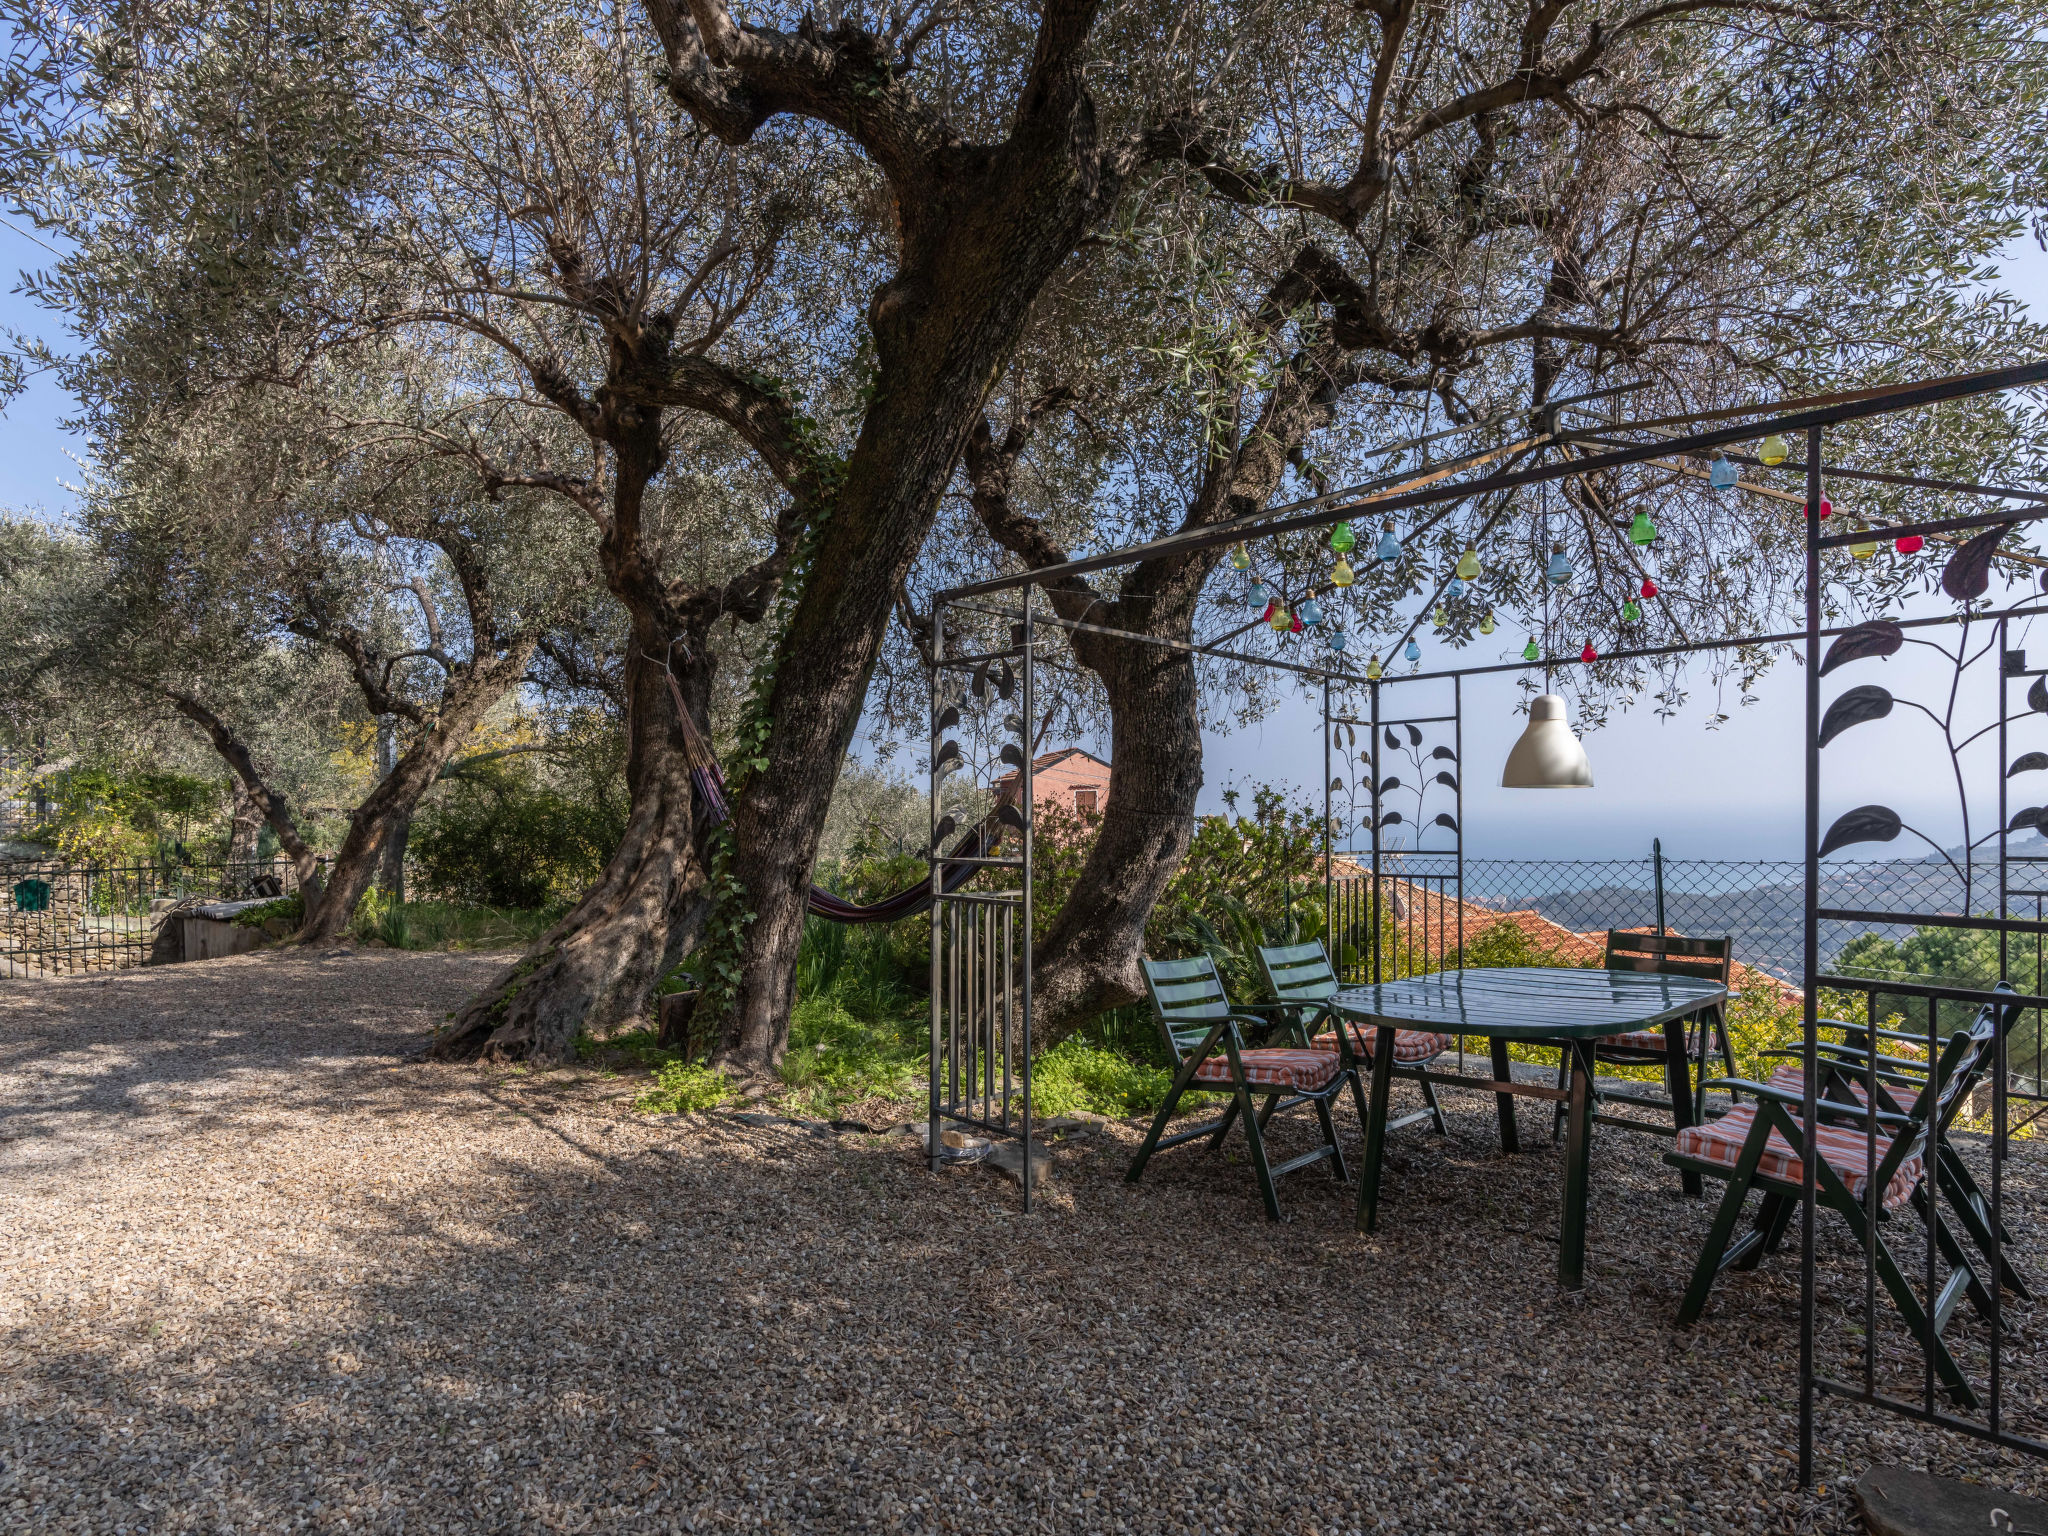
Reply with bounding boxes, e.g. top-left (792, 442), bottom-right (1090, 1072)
top-left (1665, 1014), bottom-right (1701, 1197)
top-left (1354, 1025), bottom-right (1397, 1235)
top-left (1560, 1041), bottom-right (1594, 1291)
top-left (1489, 1036), bottom-right (1519, 1154)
